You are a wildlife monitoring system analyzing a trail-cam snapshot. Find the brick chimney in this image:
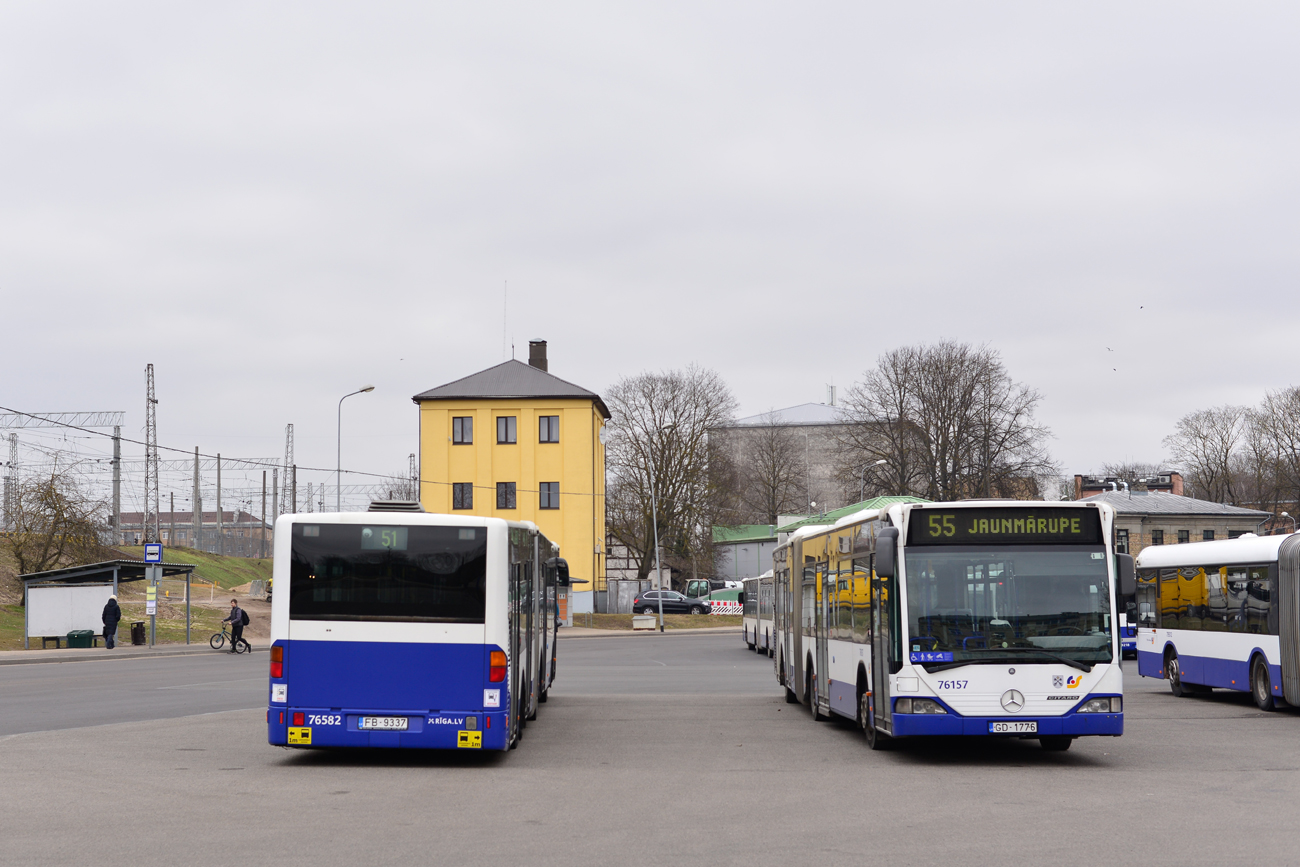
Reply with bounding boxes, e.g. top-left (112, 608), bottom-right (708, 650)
top-left (1170, 472), bottom-right (1184, 497)
top-left (528, 339), bottom-right (548, 372)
